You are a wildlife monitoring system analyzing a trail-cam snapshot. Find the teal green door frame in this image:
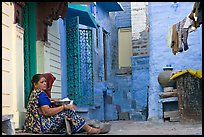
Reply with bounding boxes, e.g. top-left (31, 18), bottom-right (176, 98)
top-left (22, 2), bottom-right (37, 107)
top-left (66, 16), bottom-right (94, 105)
top-left (66, 16), bottom-right (82, 104)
